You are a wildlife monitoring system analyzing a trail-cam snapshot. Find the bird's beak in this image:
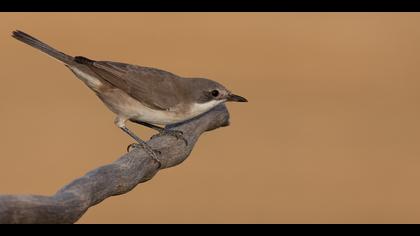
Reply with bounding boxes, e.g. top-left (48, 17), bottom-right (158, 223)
top-left (227, 93), bottom-right (248, 102)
